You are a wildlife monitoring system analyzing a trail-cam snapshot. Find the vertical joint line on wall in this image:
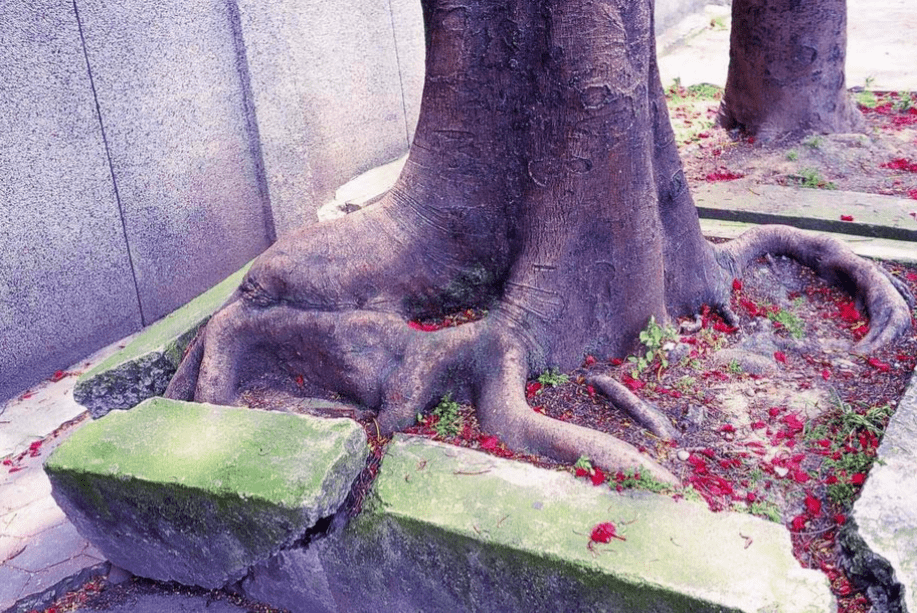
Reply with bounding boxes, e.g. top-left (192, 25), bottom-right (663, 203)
top-left (387, 0), bottom-right (413, 148)
top-left (71, 0), bottom-right (148, 325)
top-left (227, 0), bottom-right (277, 245)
